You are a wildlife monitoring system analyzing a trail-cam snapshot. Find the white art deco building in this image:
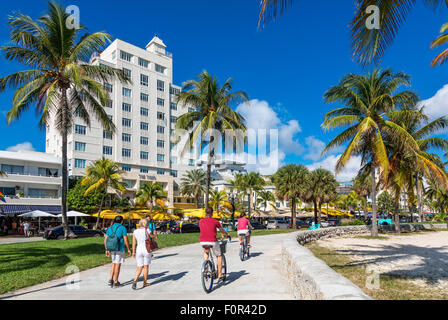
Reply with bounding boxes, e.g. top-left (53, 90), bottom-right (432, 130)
top-left (46, 36), bottom-right (197, 207)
